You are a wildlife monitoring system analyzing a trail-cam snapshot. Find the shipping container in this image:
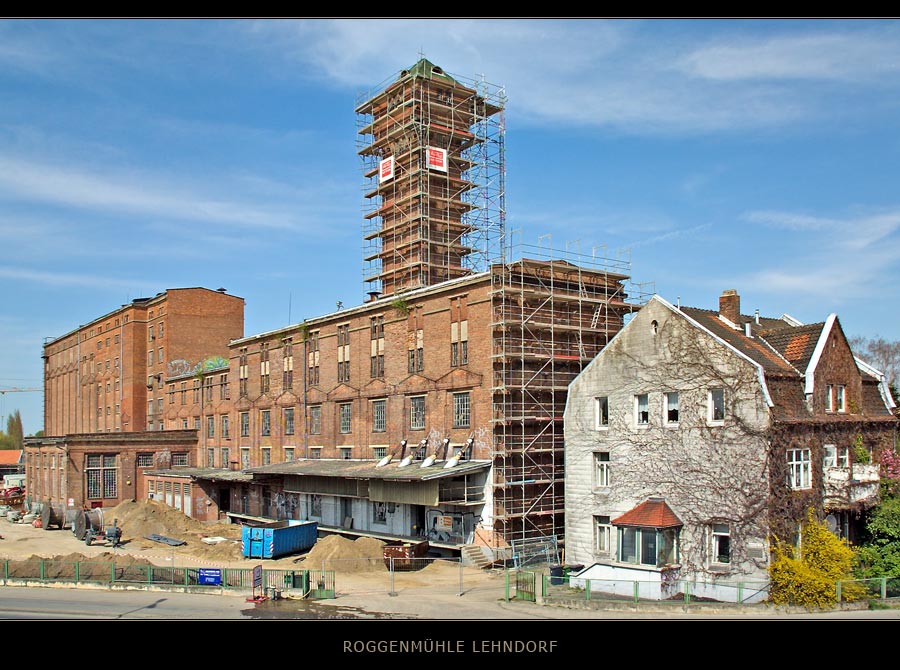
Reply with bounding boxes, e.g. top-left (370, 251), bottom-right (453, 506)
top-left (241, 520), bottom-right (318, 559)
